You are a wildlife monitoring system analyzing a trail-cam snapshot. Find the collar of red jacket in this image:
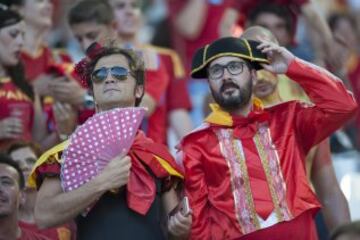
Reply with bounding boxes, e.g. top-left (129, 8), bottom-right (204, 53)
top-left (205, 99), bottom-right (270, 138)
